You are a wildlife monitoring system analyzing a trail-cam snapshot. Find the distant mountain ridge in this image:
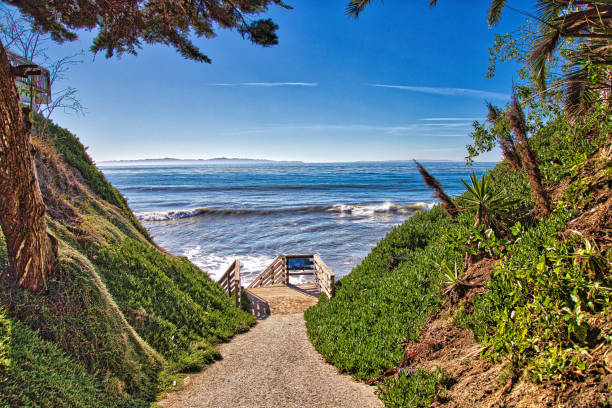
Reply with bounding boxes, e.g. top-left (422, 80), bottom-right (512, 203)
top-left (99, 157), bottom-right (304, 165)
